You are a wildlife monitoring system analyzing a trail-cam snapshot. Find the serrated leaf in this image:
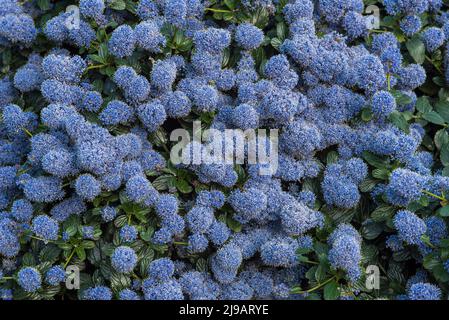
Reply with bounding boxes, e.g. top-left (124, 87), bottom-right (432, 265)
top-left (437, 206), bottom-right (449, 217)
top-left (109, 0), bottom-right (126, 10)
top-left (176, 179), bottom-right (193, 194)
top-left (372, 168), bottom-right (390, 180)
top-left (389, 111), bottom-right (409, 133)
top-left (323, 281), bottom-right (340, 300)
top-left (435, 101), bottom-right (449, 122)
top-left (406, 37), bottom-right (425, 64)
top-left (441, 143), bottom-right (449, 166)
top-left (416, 96), bottom-right (433, 113)
top-left (422, 111), bottom-right (446, 125)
